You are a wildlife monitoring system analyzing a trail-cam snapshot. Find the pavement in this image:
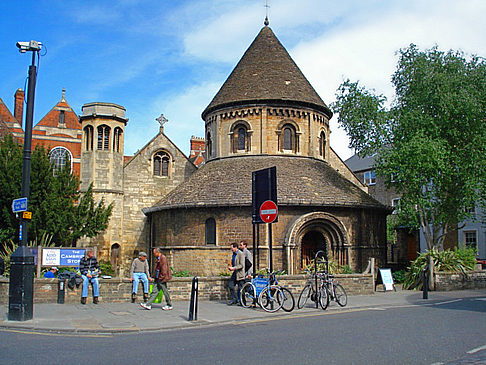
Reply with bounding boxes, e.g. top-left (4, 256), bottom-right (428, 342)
top-left (0, 289), bottom-right (485, 334)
